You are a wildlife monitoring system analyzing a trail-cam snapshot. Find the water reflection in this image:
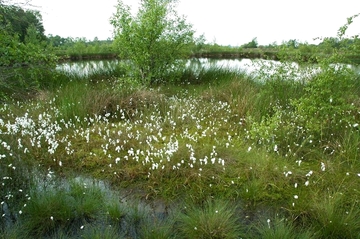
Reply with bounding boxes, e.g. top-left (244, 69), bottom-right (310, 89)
top-left (57, 58), bottom-right (360, 80)
top-left (186, 58), bottom-right (255, 73)
top-left (56, 60), bottom-right (120, 77)
top-left (57, 58), bottom-right (288, 77)
top-left (187, 58), bottom-right (321, 82)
